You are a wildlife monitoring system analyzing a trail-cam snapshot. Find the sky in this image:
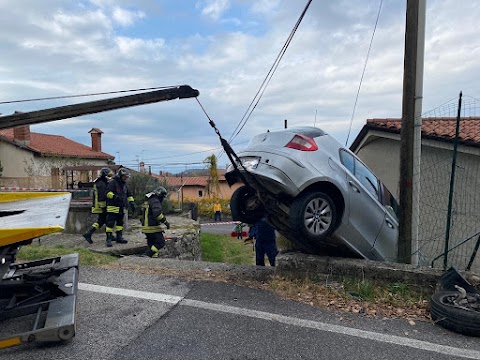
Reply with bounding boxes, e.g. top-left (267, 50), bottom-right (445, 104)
top-left (0, 0), bottom-right (479, 174)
